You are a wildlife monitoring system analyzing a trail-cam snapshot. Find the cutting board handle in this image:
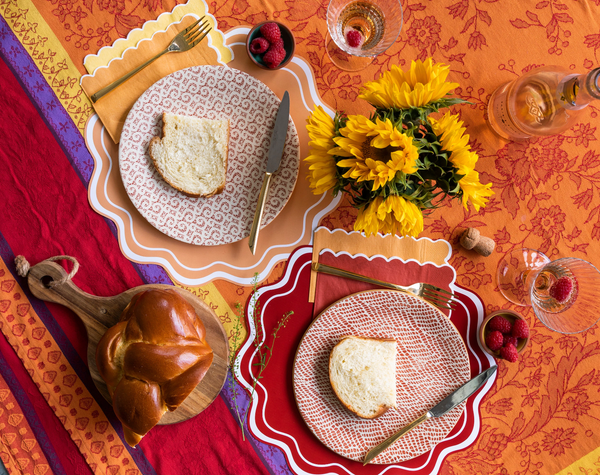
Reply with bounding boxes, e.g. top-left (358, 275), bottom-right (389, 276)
top-left (25, 259), bottom-right (130, 348)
